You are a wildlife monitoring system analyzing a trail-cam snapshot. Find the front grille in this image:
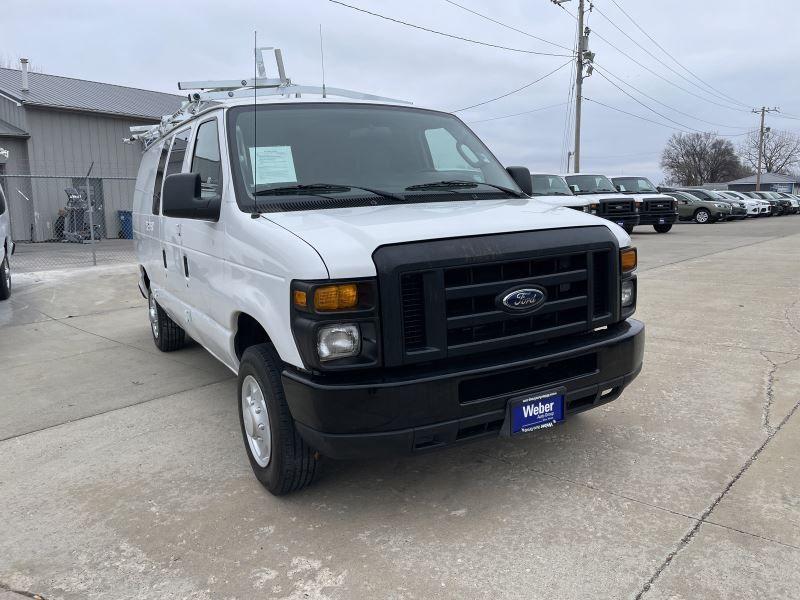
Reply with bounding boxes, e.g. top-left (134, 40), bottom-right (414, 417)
top-left (642, 199), bottom-right (674, 213)
top-left (398, 248), bottom-right (615, 357)
top-left (400, 273), bottom-right (426, 351)
top-left (375, 227), bottom-right (620, 367)
top-left (599, 199), bottom-right (635, 215)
